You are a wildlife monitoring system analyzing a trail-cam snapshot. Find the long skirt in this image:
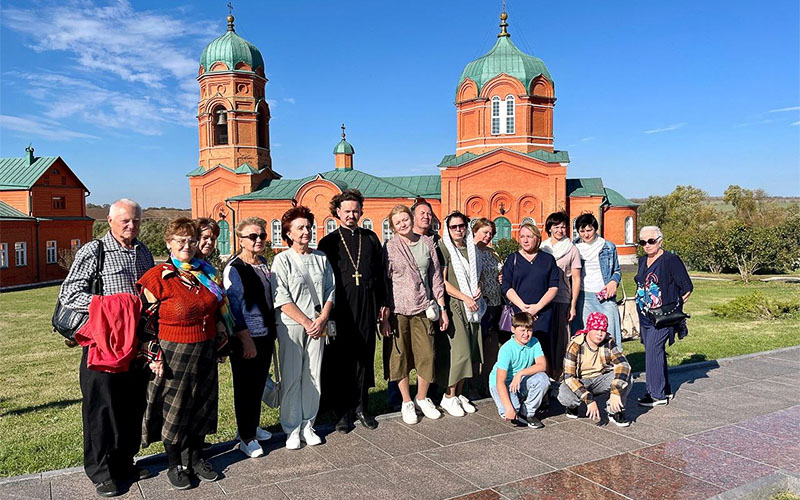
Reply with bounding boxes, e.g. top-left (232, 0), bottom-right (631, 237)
top-left (572, 291), bottom-right (622, 347)
top-left (436, 305), bottom-right (483, 387)
top-left (142, 339), bottom-right (218, 447)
